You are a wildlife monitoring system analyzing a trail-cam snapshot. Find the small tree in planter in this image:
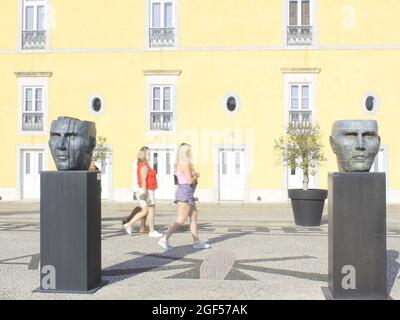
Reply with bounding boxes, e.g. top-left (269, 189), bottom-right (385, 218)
top-left (274, 121), bottom-right (328, 226)
top-left (92, 136), bottom-right (112, 170)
